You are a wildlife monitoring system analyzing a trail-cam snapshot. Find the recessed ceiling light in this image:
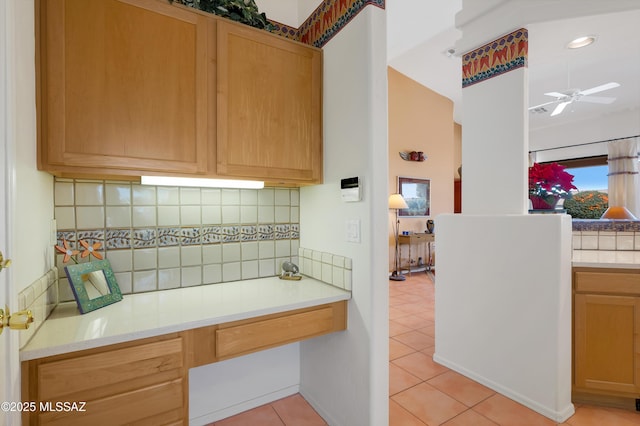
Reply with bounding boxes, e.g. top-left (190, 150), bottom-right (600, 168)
top-left (567, 35), bottom-right (596, 49)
